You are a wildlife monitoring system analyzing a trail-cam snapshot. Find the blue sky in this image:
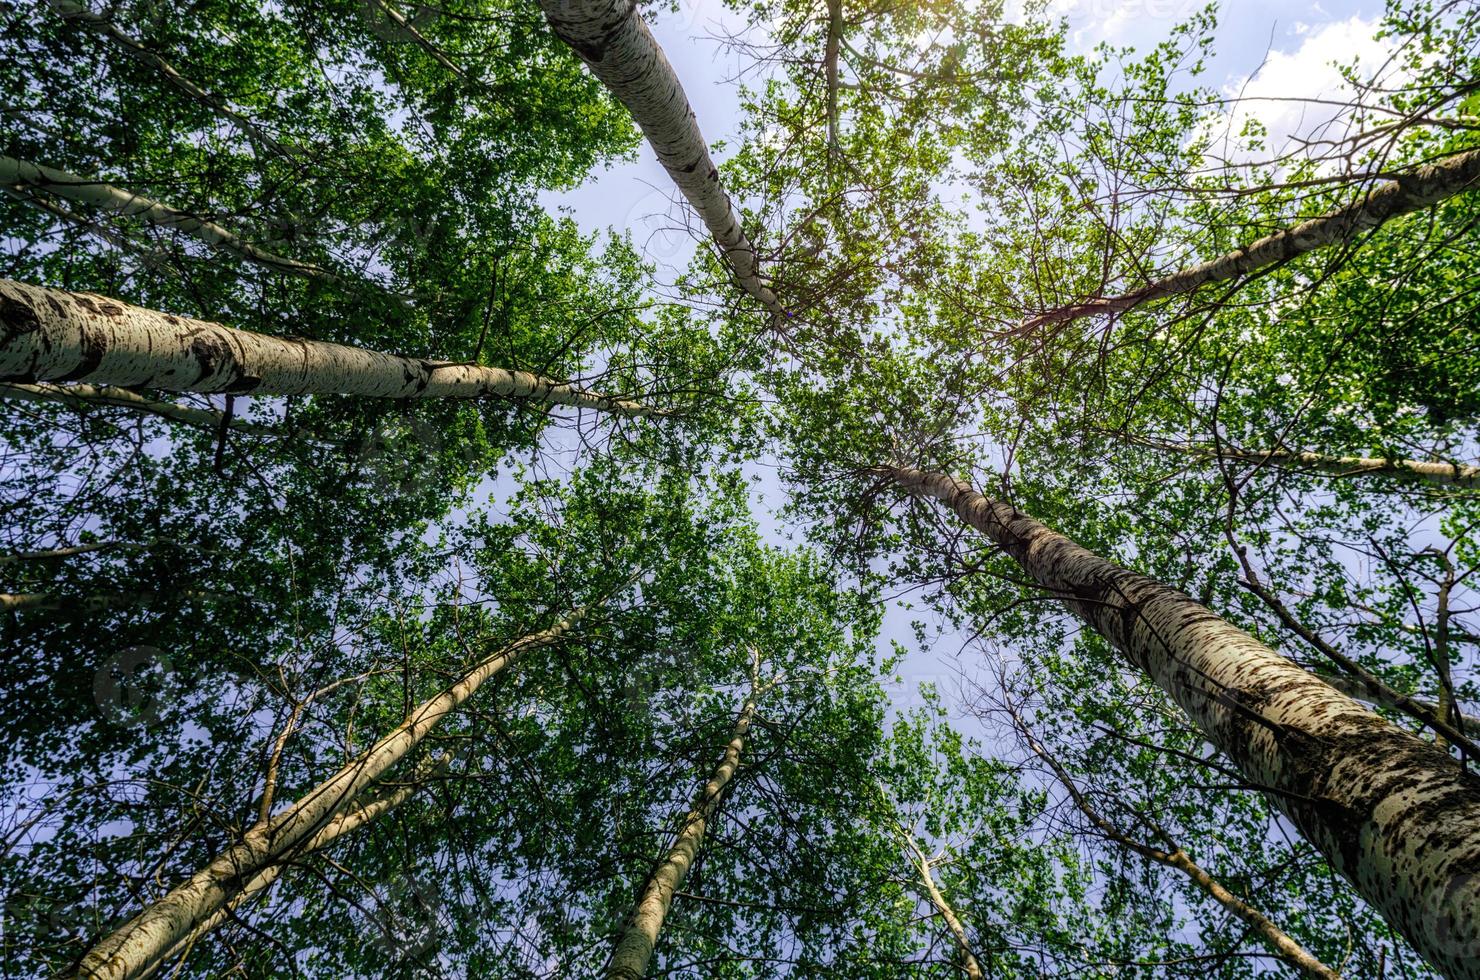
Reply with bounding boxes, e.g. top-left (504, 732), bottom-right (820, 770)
top-left (545, 0), bottom-right (1396, 272)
